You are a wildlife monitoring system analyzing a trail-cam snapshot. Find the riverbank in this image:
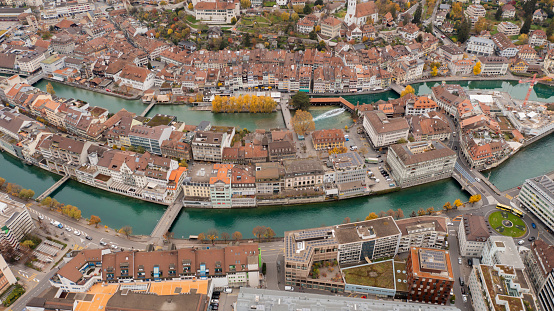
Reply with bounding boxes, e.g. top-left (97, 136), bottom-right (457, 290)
top-left (42, 77), bottom-right (142, 100)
